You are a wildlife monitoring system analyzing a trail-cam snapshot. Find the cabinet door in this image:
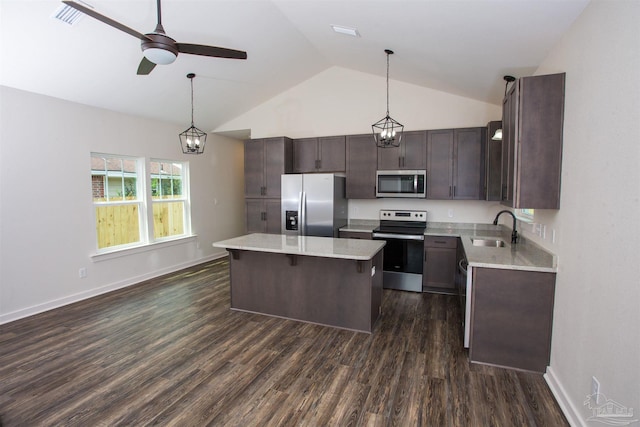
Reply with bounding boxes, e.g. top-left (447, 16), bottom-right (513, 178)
top-left (377, 131), bottom-right (426, 170)
top-left (293, 138), bottom-right (318, 173)
top-left (264, 137), bottom-right (291, 198)
top-left (245, 199), bottom-right (266, 233)
top-left (427, 130), bottom-right (454, 199)
top-left (264, 199), bottom-right (281, 234)
top-left (377, 145), bottom-right (402, 170)
top-left (402, 131), bottom-right (427, 170)
top-left (485, 121), bottom-right (503, 201)
top-left (470, 267), bottom-right (556, 372)
top-left (346, 134), bottom-right (378, 199)
top-left (423, 245), bottom-right (457, 292)
top-left (244, 139), bottom-right (265, 198)
top-left (453, 127), bottom-right (485, 200)
top-left (318, 136), bottom-right (346, 172)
